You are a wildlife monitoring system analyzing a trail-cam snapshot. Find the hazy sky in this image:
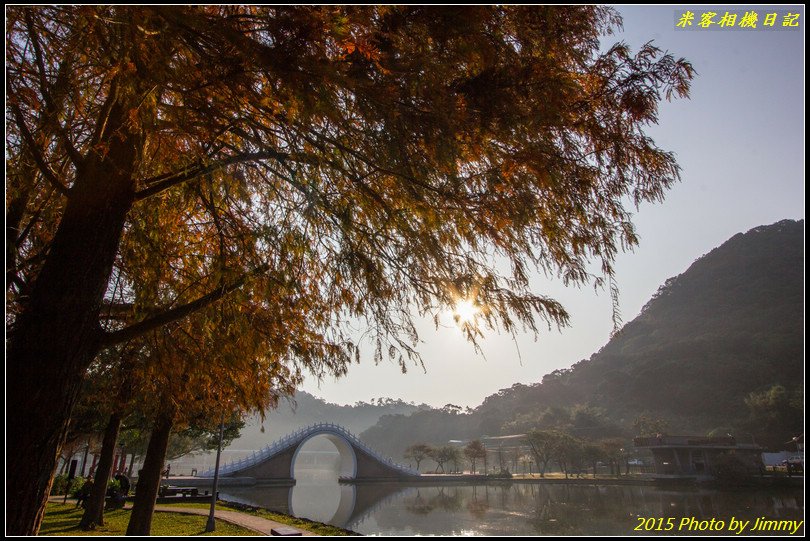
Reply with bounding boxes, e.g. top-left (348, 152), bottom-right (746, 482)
top-left (302, 6), bottom-right (805, 408)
